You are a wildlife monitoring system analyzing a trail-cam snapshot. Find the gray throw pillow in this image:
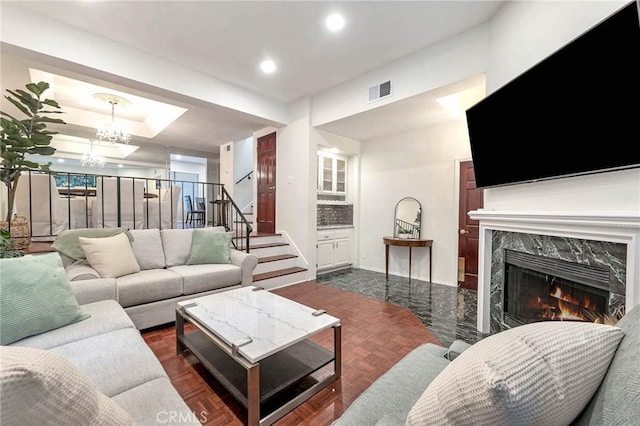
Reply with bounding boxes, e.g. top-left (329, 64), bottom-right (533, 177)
top-left (406, 321), bottom-right (624, 426)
